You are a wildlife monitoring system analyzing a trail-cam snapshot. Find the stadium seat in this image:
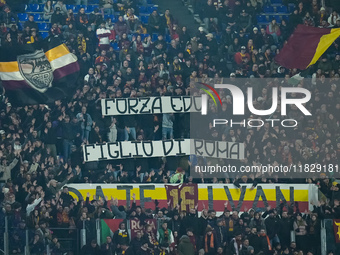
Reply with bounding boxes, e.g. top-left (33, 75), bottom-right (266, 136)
top-left (38, 23), bottom-right (50, 31)
top-left (139, 6), bottom-right (147, 14)
top-left (277, 6), bottom-right (288, 13)
top-left (86, 5), bottom-right (96, 13)
top-left (269, 15), bottom-right (281, 23)
top-left (112, 42), bottom-right (120, 51)
top-left (66, 5), bottom-right (76, 11)
top-left (288, 4), bottom-right (296, 13)
top-left (147, 6), bottom-right (157, 13)
top-left (28, 4), bottom-right (40, 12)
top-left (18, 13), bottom-right (28, 21)
top-left (282, 15), bottom-right (290, 21)
top-left (78, 5), bottom-right (88, 11)
top-left (165, 34), bottom-right (171, 43)
top-left (104, 14), bottom-right (115, 21)
top-left (141, 15), bottom-right (149, 24)
top-left (215, 34), bottom-right (221, 43)
top-left (263, 6), bottom-right (275, 13)
top-left (141, 33), bottom-right (149, 40)
top-left (256, 15), bottom-right (268, 24)
top-left (271, 0), bottom-right (282, 5)
top-left (33, 13), bottom-right (43, 21)
top-left (152, 33), bottom-right (158, 41)
top-left (40, 31), bottom-right (49, 39)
